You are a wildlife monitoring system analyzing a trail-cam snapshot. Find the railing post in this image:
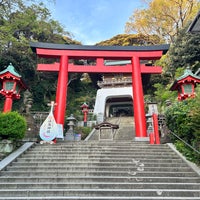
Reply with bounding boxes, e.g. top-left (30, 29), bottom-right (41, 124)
top-left (149, 133), bottom-right (155, 144)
